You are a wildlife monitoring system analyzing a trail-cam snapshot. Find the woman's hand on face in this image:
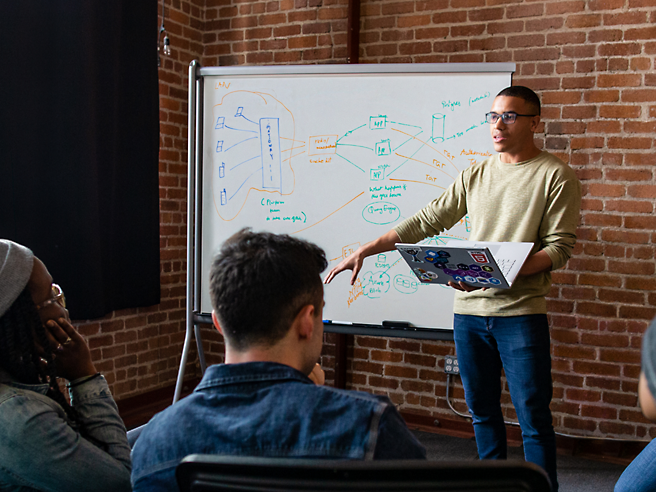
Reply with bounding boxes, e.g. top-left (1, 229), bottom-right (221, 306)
top-left (43, 317), bottom-right (97, 382)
